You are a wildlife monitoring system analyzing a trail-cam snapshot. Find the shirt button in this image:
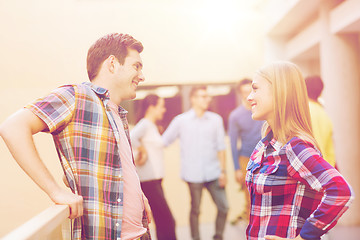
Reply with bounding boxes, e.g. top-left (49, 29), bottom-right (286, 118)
top-left (116, 223), bottom-right (119, 227)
